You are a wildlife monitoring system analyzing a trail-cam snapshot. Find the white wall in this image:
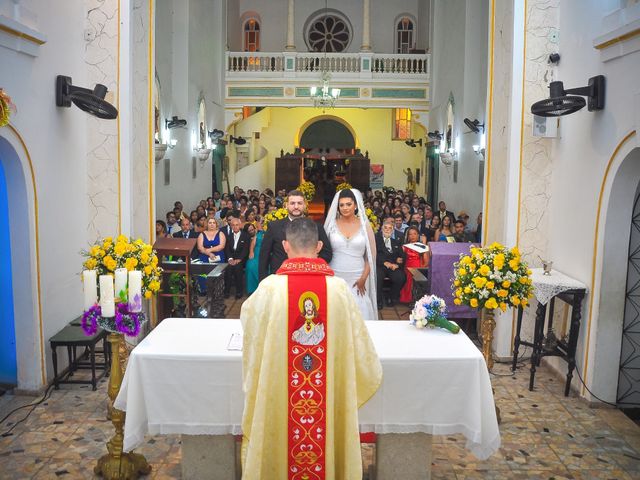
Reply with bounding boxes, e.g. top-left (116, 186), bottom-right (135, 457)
top-left (0, 0), bottom-right (89, 390)
top-left (228, 0), bottom-right (422, 53)
top-left (428, 0), bottom-right (487, 220)
top-left (546, 0), bottom-right (640, 400)
top-left (155, 0), bottom-right (226, 216)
